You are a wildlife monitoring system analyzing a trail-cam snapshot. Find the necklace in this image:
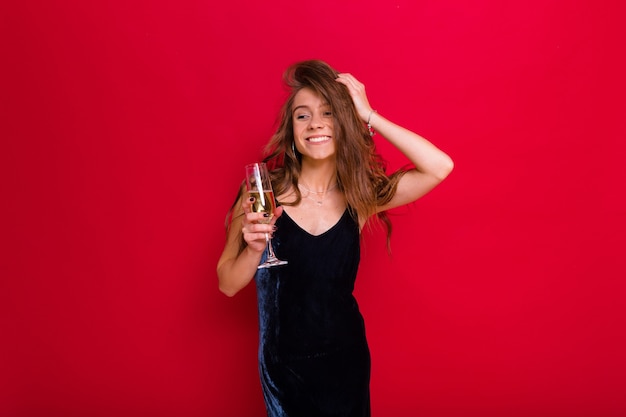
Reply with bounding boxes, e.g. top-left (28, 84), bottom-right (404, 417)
top-left (298, 182), bottom-right (338, 205)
